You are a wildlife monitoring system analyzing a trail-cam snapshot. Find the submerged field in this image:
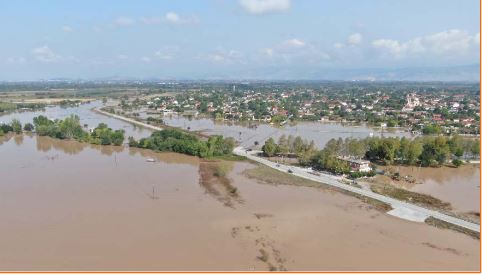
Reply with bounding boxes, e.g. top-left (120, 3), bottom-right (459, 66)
top-left (0, 134), bottom-right (479, 271)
